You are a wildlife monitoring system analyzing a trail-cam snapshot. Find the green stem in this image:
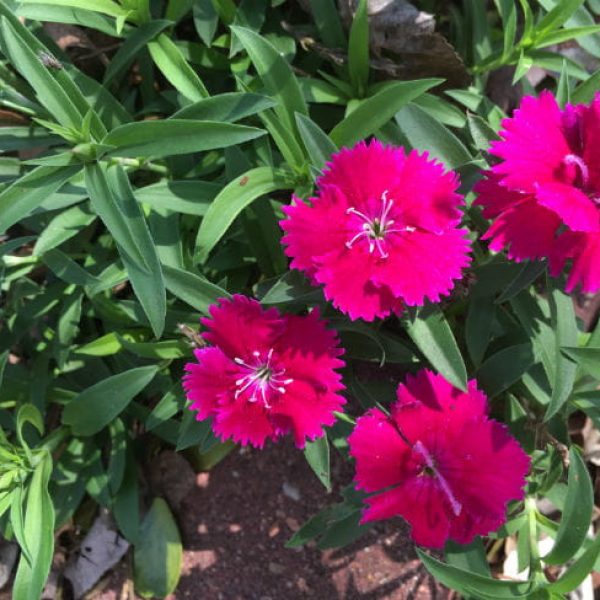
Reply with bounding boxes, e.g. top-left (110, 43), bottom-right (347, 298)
top-left (39, 426), bottom-right (70, 454)
top-left (526, 497), bottom-right (548, 587)
top-left (107, 156), bottom-right (169, 175)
